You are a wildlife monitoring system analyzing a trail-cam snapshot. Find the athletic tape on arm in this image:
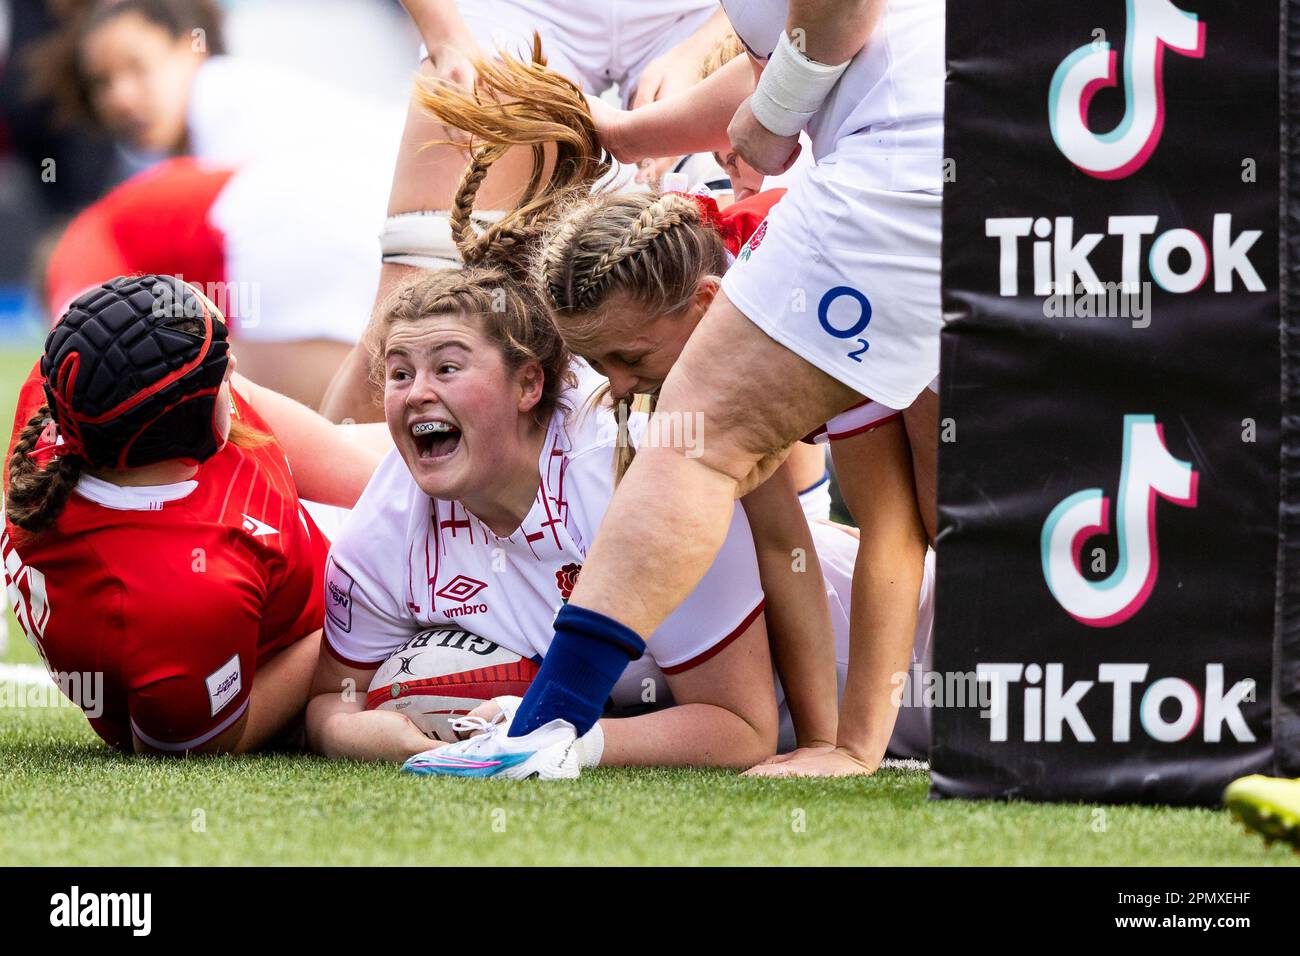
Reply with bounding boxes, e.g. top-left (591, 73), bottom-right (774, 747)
top-left (748, 31), bottom-right (850, 137)
top-left (379, 210), bottom-right (505, 269)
